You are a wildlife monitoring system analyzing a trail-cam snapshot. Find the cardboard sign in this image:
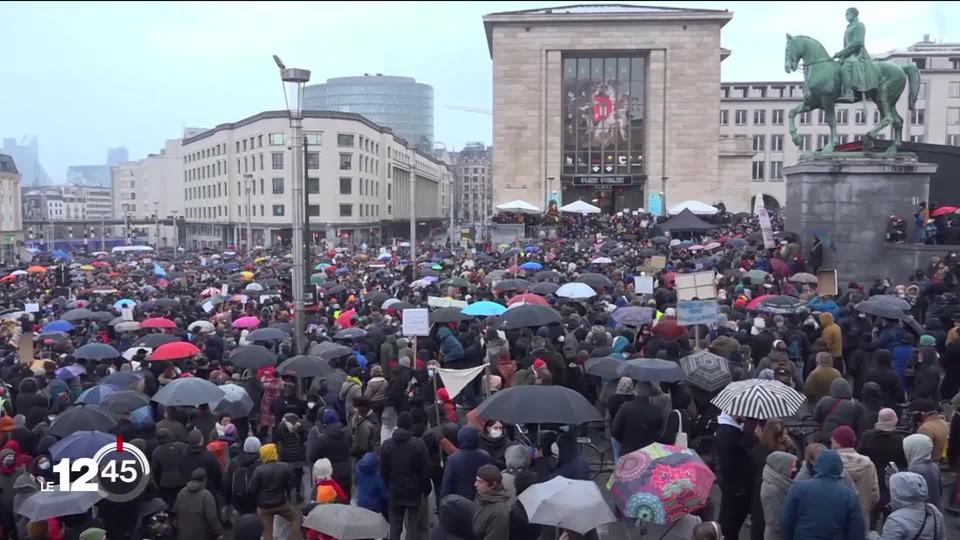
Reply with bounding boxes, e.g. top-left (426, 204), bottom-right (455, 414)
top-left (121, 307), bottom-right (134, 321)
top-left (677, 300), bottom-right (719, 326)
top-left (24, 303), bottom-right (39, 313)
top-left (401, 308), bottom-right (430, 337)
top-left (201, 301), bottom-right (215, 313)
top-left (675, 271), bottom-right (717, 301)
top-left (649, 255), bottom-right (667, 269)
top-left (634, 275), bottom-right (655, 295)
top-left (817, 269), bottom-right (839, 296)
top-left (427, 296), bottom-right (468, 309)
